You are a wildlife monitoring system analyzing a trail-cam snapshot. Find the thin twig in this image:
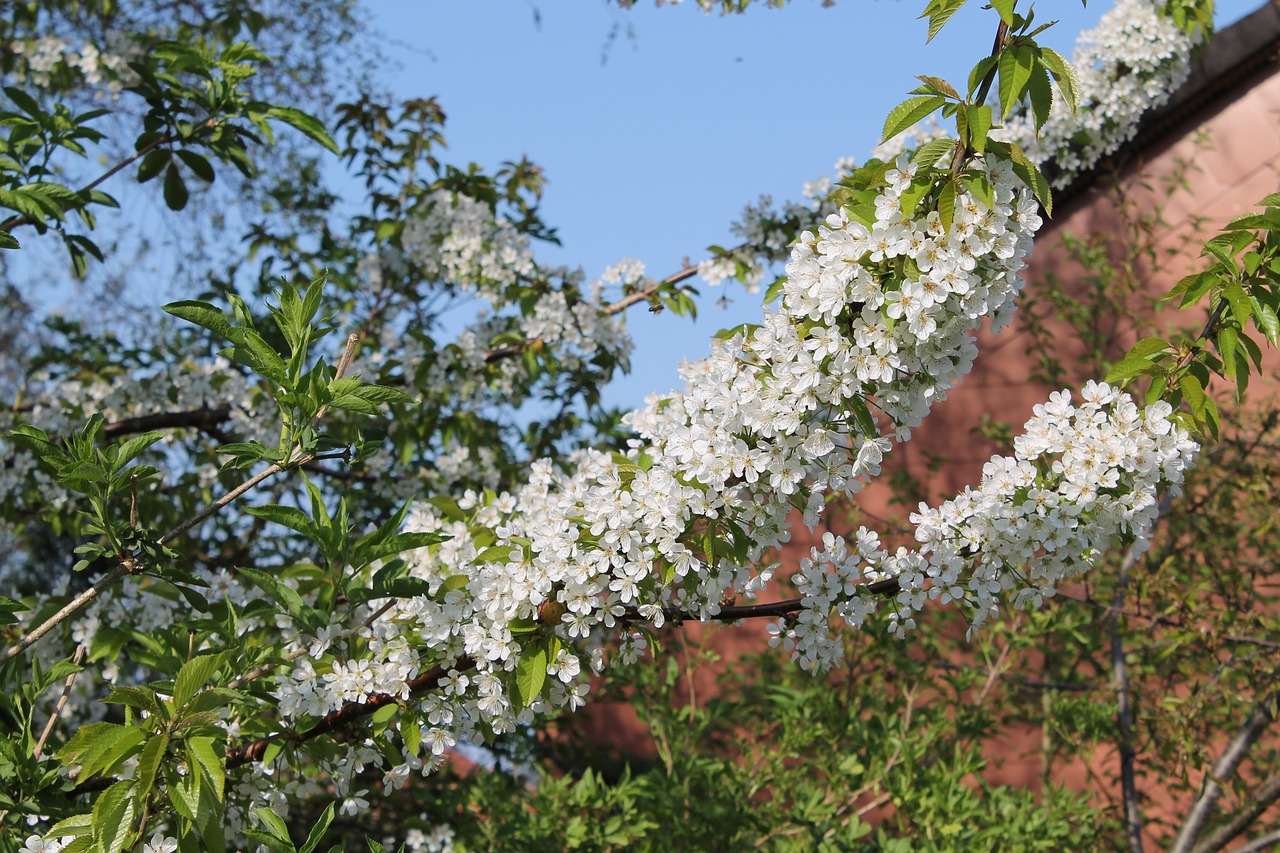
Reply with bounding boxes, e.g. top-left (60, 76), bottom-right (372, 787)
top-left (32, 644), bottom-right (85, 759)
top-left (1, 563), bottom-right (131, 665)
top-left (484, 262), bottom-right (701, 364)
top-left (1, 131), bottom-right (179, 233)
